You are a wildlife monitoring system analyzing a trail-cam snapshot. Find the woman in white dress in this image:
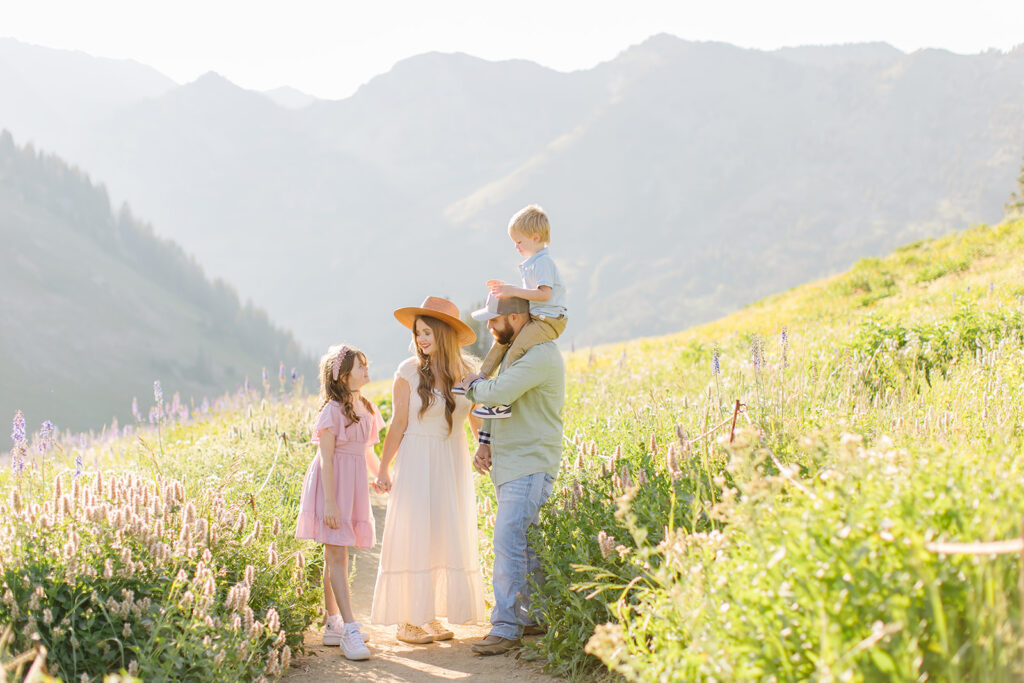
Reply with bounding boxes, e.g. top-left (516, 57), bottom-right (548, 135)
top-left (371, 296), bottom-right (487, 644)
